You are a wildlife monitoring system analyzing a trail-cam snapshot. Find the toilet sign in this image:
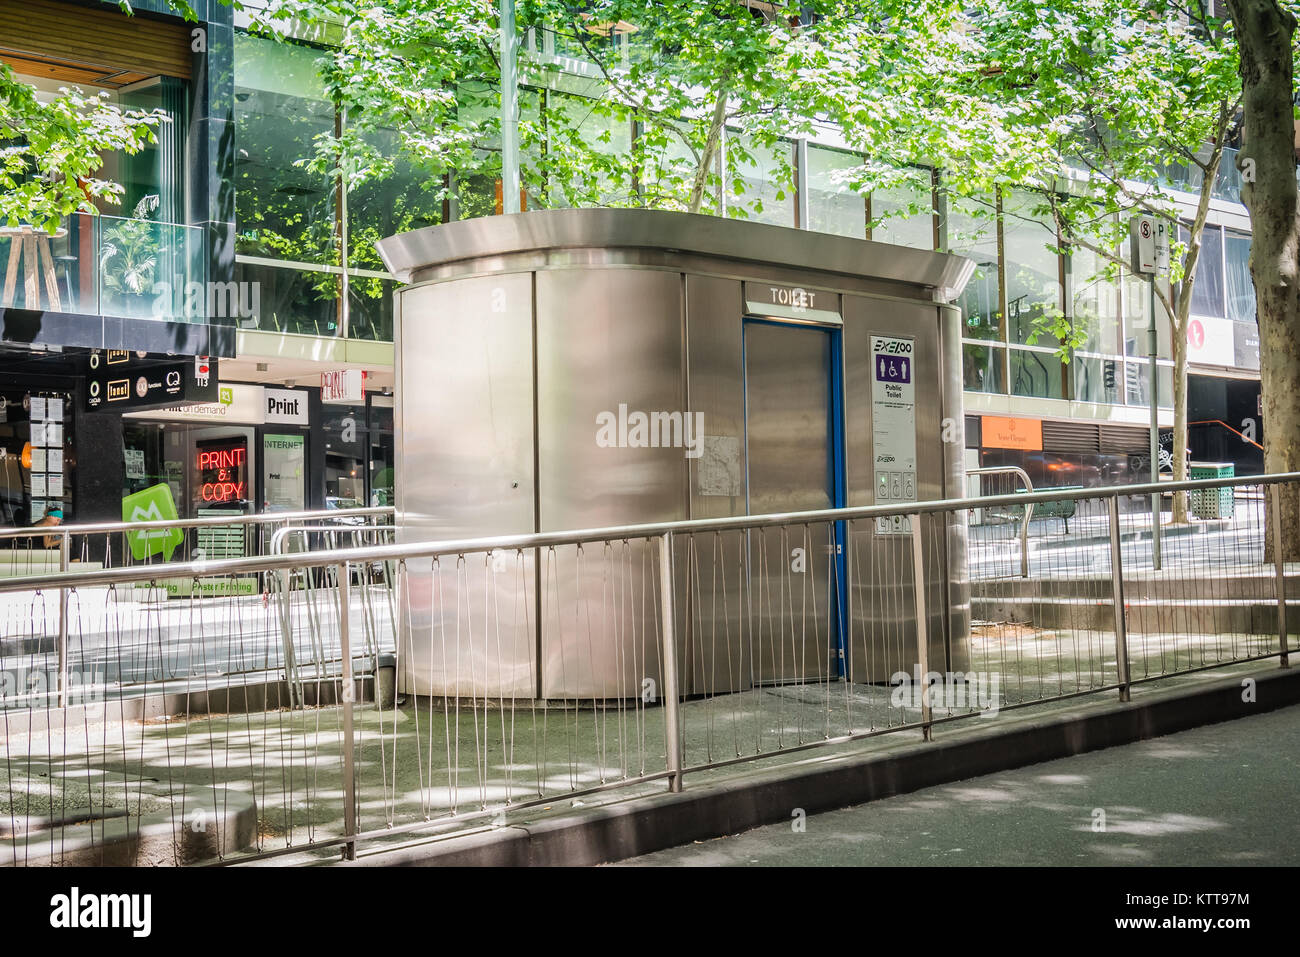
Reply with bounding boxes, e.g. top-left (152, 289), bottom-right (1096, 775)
top-left (871, 335), bottom-right (917, 535)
